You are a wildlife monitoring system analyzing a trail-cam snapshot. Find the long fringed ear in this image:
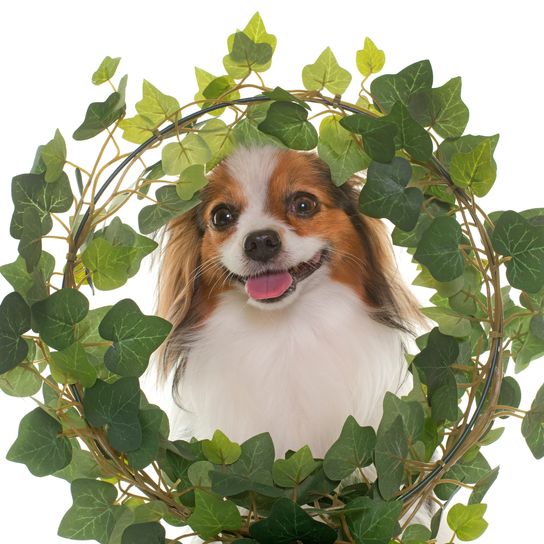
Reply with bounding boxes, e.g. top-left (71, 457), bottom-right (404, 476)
top-left (155, 207), bottom-right (203, 381)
